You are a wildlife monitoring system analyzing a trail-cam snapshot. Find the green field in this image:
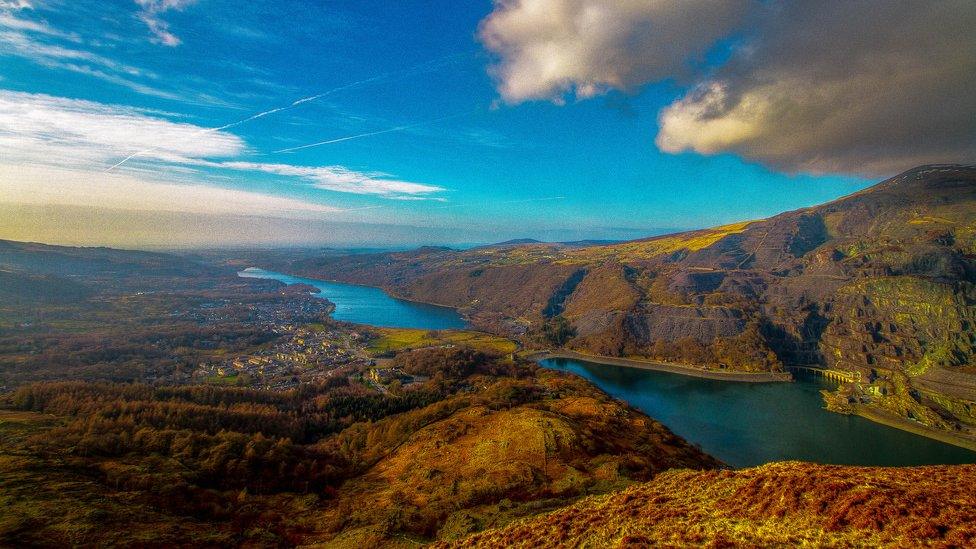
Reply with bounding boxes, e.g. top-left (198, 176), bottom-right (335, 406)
top-left (366, 327), bottom-right (517, 357)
